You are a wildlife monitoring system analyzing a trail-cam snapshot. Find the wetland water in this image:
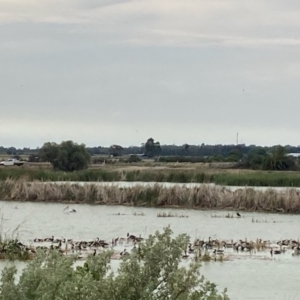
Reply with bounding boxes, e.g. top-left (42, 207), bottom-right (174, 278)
top-left (0, 200), bottom-right (300, 300)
